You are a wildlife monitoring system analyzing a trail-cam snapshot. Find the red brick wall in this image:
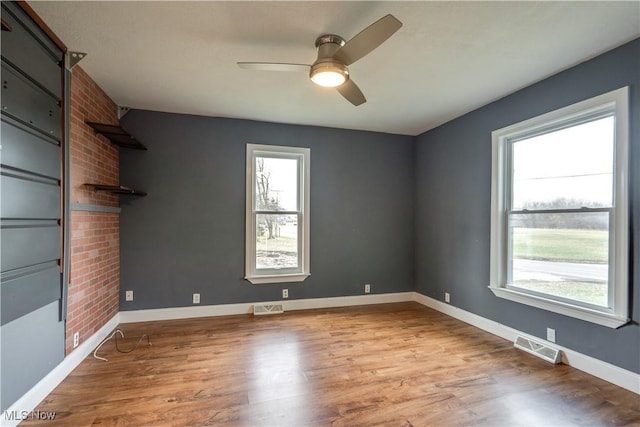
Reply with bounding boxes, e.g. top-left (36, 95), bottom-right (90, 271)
top-left (66, 66), bottom-right (120, 354)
